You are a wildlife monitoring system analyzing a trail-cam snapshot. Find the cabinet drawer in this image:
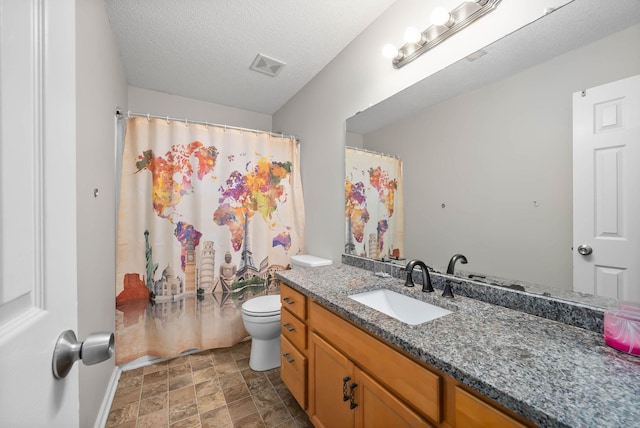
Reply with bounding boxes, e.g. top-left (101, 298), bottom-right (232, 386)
top-left (310, 302), bottom-right (441, 423)
top-left (280, 283), bottom-right (307, 320)
top-left (281, 308), bottom-right (307, 351)
top-left (455, 387), bottom-right (527, 428)
top-left (281, 335), bottom-right (307, 409)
